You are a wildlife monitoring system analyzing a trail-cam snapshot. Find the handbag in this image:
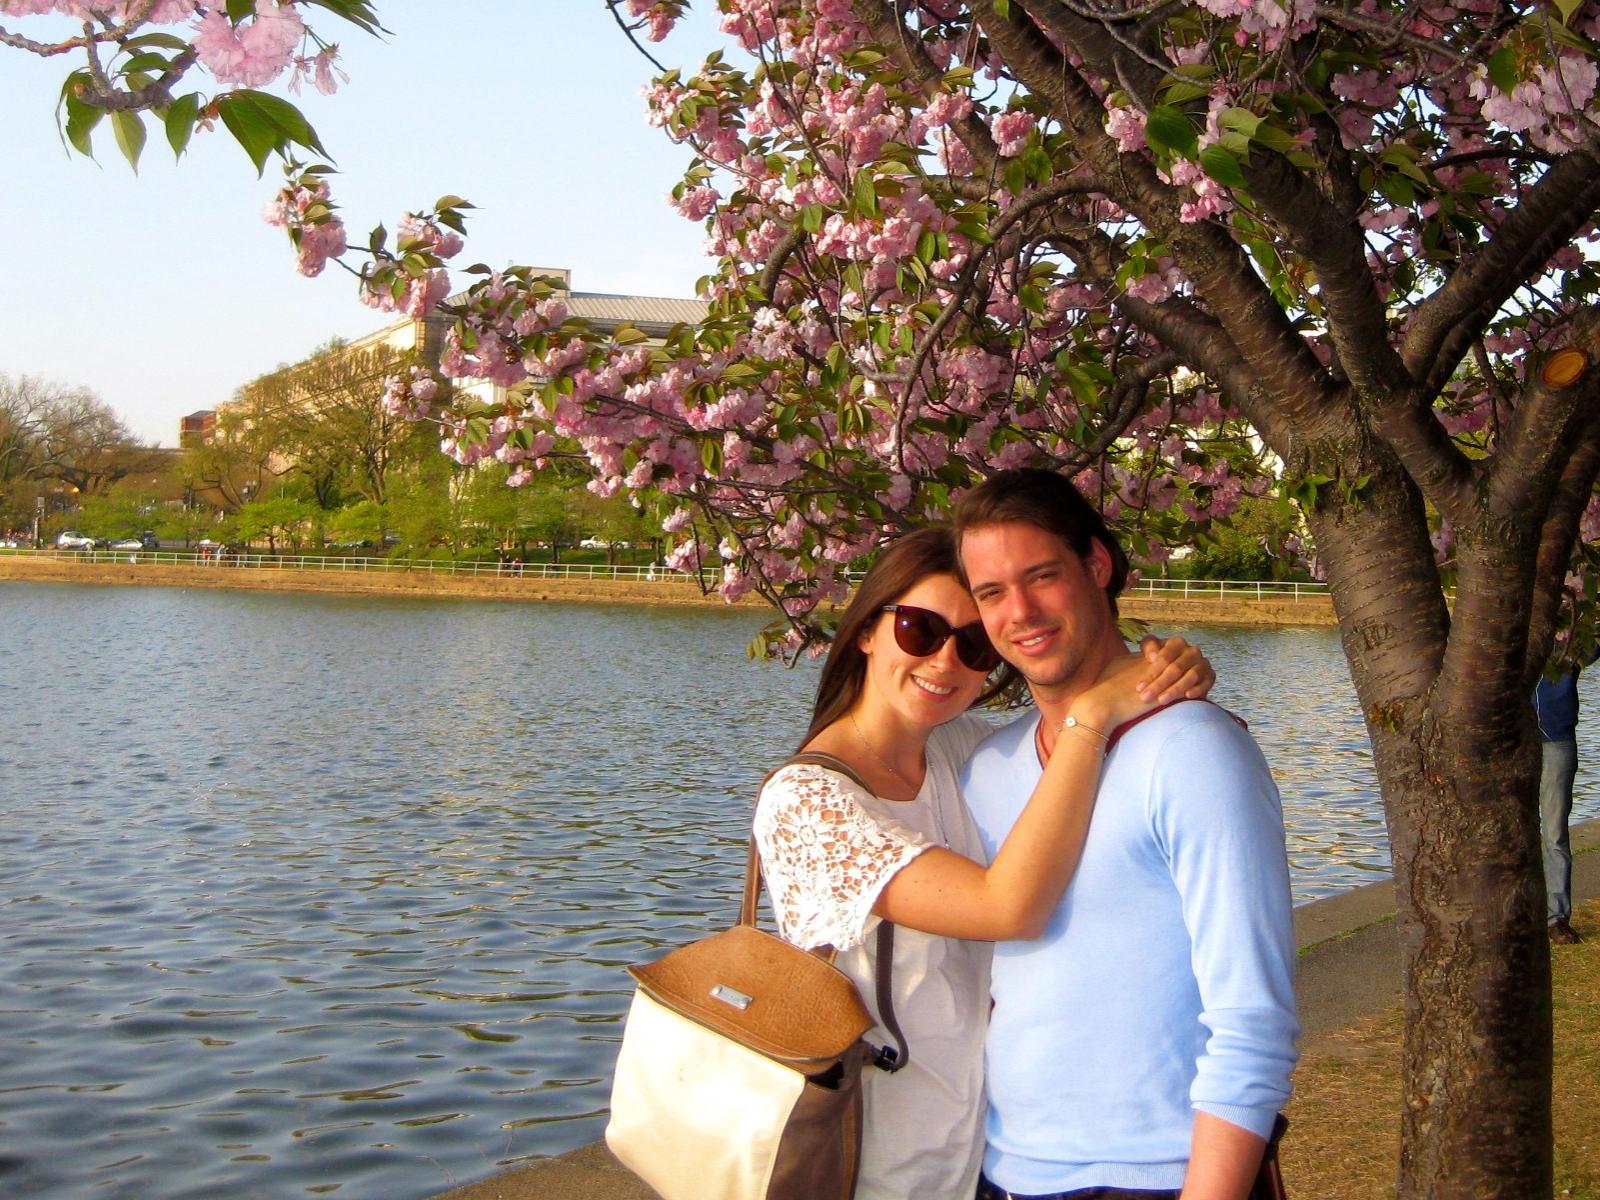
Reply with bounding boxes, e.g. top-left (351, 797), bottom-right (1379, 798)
top-left (606, 752), bottom-right (908, 1200)
top-left (1249, 1114), bottom-right (1290, 1200)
